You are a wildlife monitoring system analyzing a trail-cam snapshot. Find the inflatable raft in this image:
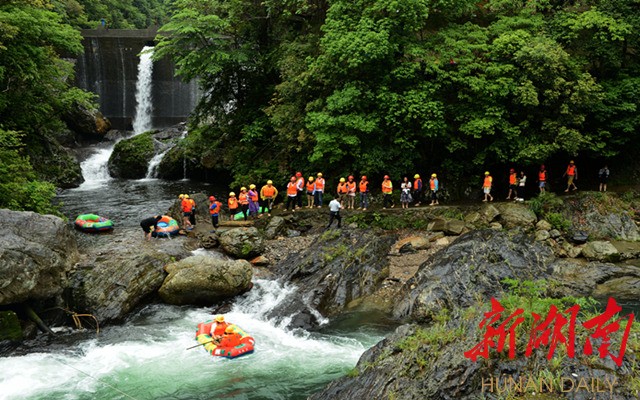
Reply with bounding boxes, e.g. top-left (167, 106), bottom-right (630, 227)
top-left (195, 322), bottom-right (255, 359)
top-left (153, 215), bottom-right (179, 237)
top-left (74, 214), bottom-right (114, 233)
